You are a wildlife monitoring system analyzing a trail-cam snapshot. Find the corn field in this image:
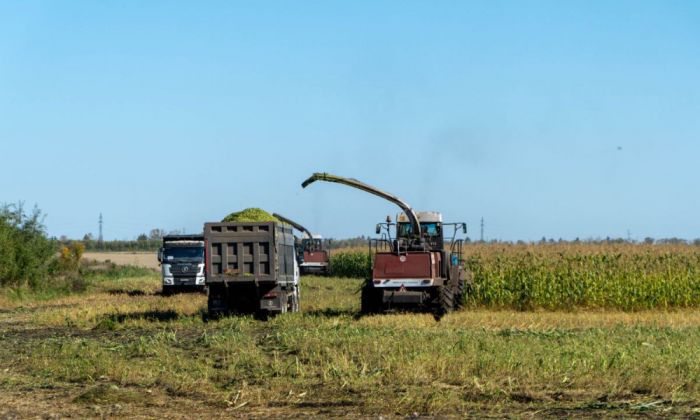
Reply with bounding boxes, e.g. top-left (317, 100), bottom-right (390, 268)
top-left (330, 251), bottom-right (371, 278)
top-left (331, 243), bottom-right (700, 310)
